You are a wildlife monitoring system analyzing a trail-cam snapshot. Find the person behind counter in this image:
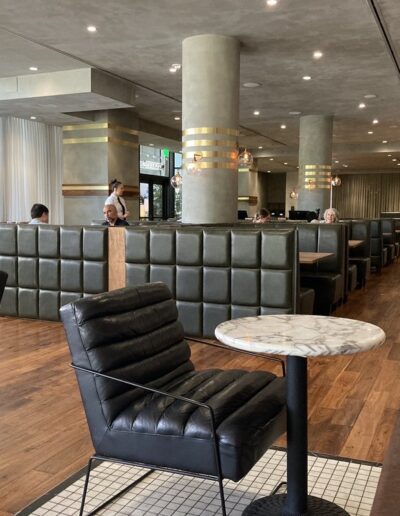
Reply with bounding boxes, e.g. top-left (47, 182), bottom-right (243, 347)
top-left (29, 203), bottom-right (49, 224)
top-left (253, 208), bottom-right (271, 223)
top-left (105, 179), bottom-right (129, 220)
top-left (102, 204), bottom-right (129, 227)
